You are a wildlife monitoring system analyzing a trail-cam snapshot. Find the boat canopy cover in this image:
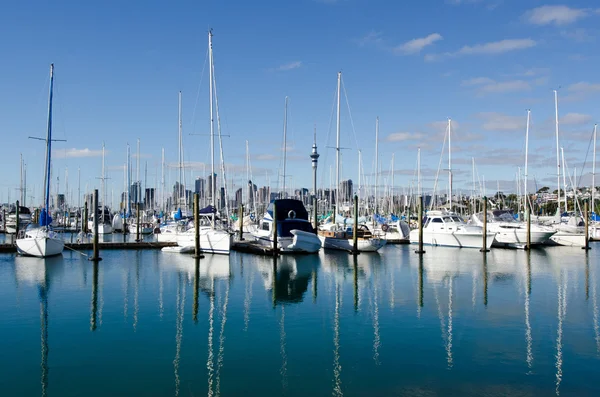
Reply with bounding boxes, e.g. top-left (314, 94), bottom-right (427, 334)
top-left (199, 205), bottom-right (217, 214)
top-left (174, 208), bottom-right (183, 220)
top-left (39, 208), bottom-right (52, 227)
top-left (267, 199), bottom-right (309, 221)
top-left (592, 212), bottom-right (600, 222)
